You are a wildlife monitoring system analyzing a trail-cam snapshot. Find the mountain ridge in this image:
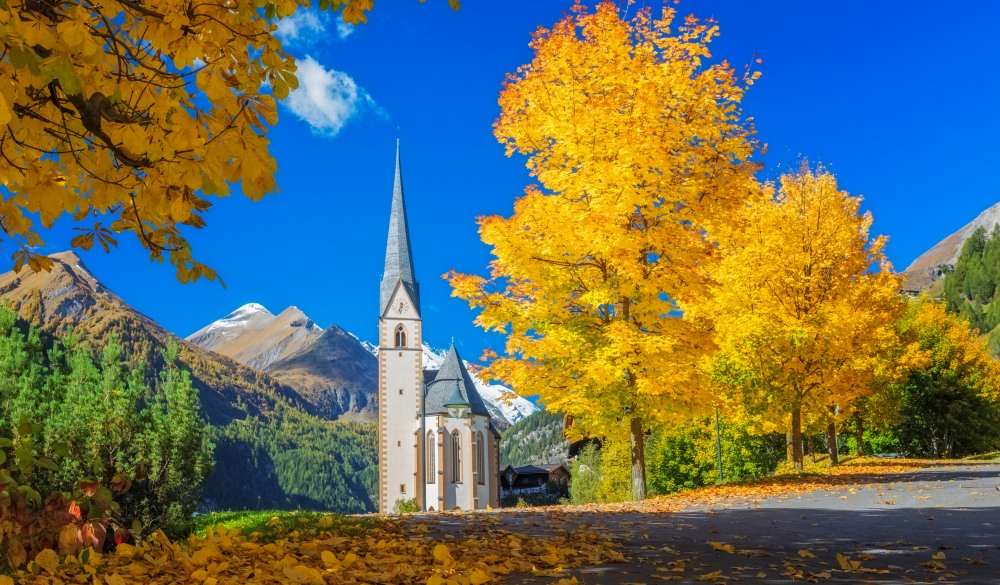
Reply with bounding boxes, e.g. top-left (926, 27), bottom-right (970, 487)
top-left (0, 252), bottom-right (378, 513)
top-left (189, 304), bottom-right (538, 426)
top-left (903, 201), bottom-right (1000, 291)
